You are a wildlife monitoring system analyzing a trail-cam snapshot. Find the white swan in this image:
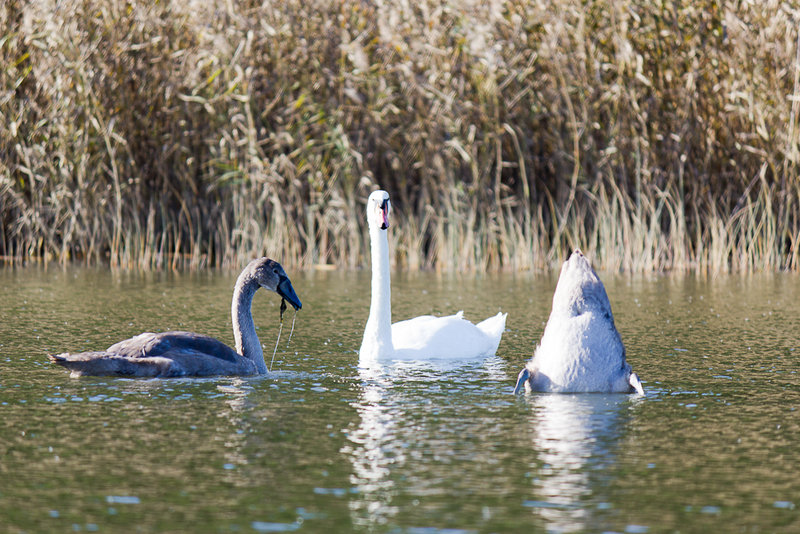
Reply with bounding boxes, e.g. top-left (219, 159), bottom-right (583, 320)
top-left (514, 250), bottom-right (644, 394)
top-left (358, 190), bottom-right (507, 364)
top-left (49, 258), bottom-right (302, 377)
